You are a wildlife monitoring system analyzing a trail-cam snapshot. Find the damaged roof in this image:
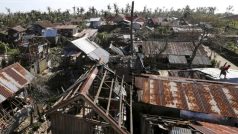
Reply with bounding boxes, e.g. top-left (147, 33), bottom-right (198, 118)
top-left (142, 41), bottom-right (210, 65)
top-left (171, 26), bottom-right (203, 33)
top-left (9, 25), bottom-right (26, 32)
top-left (0, 63), bottom-right (34, 103)
top-left (73, 29), bottom-right (98, 38)
top-left (71, 37), bottom-right (109, 64)
top-left (191, 121), bottom-right (238, 134)
top-left (142, 41), bottom-right (207, 56)
top-left (135, 75), bottom-right (238, 118)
